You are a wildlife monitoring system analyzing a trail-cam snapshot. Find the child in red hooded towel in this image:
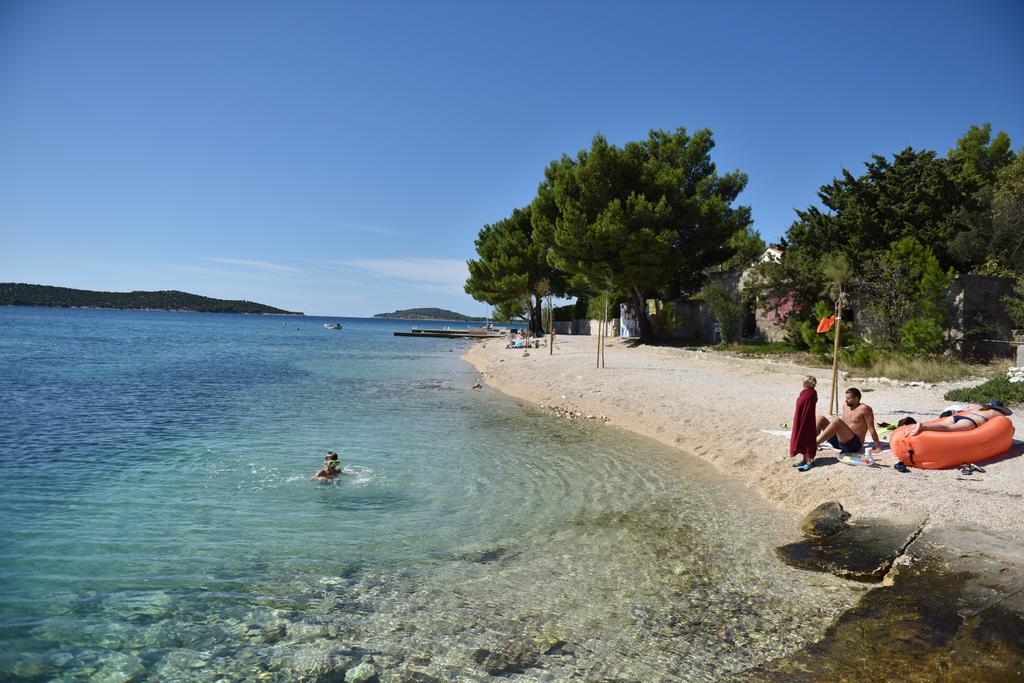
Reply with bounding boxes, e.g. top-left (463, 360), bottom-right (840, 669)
top-left (790, 376), bottom-right (818, 471)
